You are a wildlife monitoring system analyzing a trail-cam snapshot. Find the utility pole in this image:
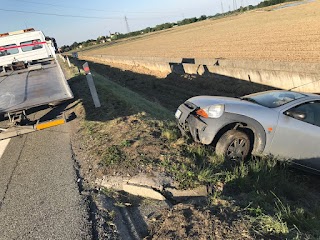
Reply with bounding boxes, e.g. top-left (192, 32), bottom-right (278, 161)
top-left (221, 1), bottom-right (224, 13)
top-left (233, 0), bottom-right (238, 10)
top-left (124, 16), bottom-right (130, 33)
